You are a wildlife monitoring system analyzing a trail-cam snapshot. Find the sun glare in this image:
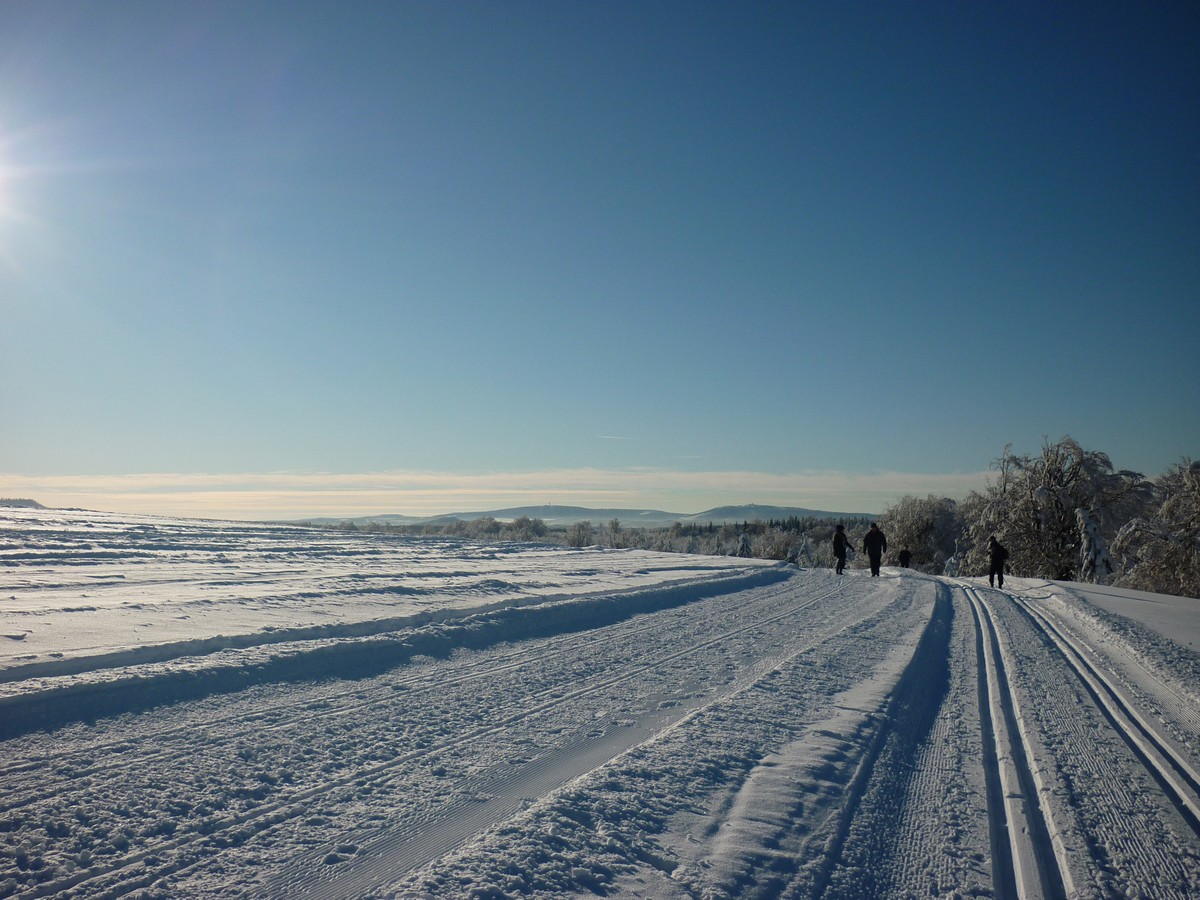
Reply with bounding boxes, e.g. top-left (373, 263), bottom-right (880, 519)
top-left (0, 134), bottom-right (34, 276)
top-left (0, 165), bottom-right (17, 275)
top-left (0, 133), bottom-right (16, 222)
top-left (0, 158), bottom-right (11, 218)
